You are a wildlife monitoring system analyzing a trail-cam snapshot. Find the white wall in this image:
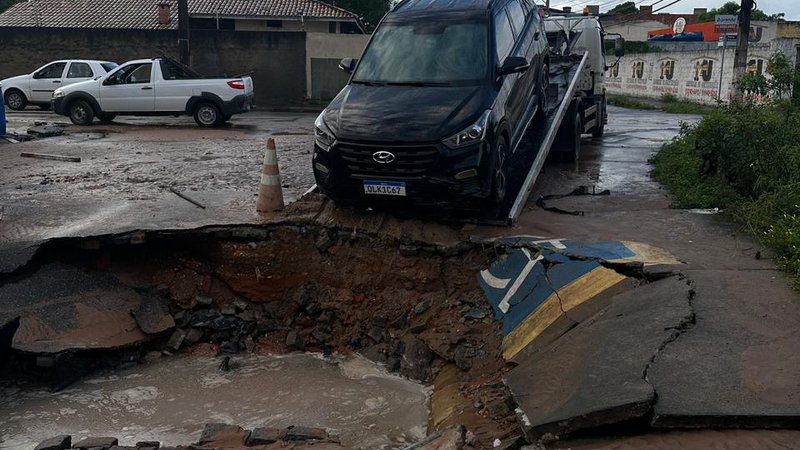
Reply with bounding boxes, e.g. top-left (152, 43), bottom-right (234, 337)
top-left (306, 32), bottom-right (370, 98)
top-left (605, 20), bottom-right (669, 42)
top-left (604, 41), bottom-right (793, 104)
